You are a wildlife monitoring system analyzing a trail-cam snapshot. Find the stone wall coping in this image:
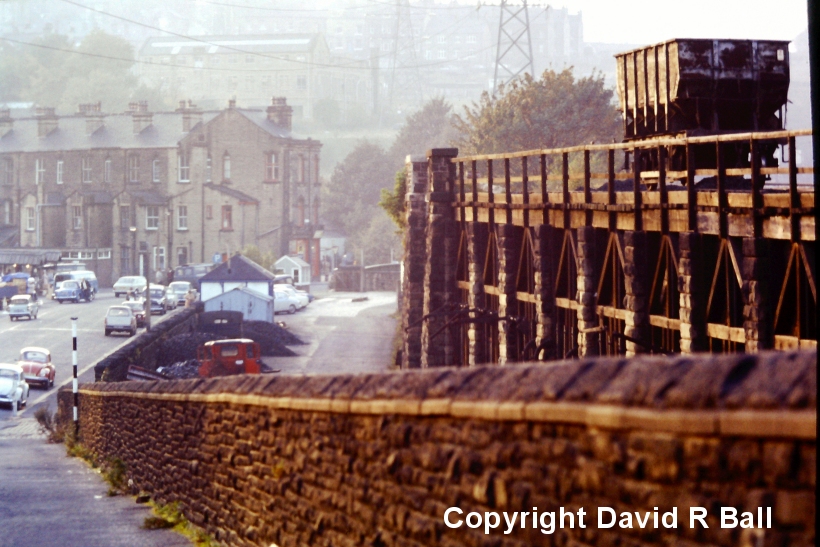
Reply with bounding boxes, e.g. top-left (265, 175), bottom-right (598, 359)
top-left (77, 389), bottom-right (816, 439)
